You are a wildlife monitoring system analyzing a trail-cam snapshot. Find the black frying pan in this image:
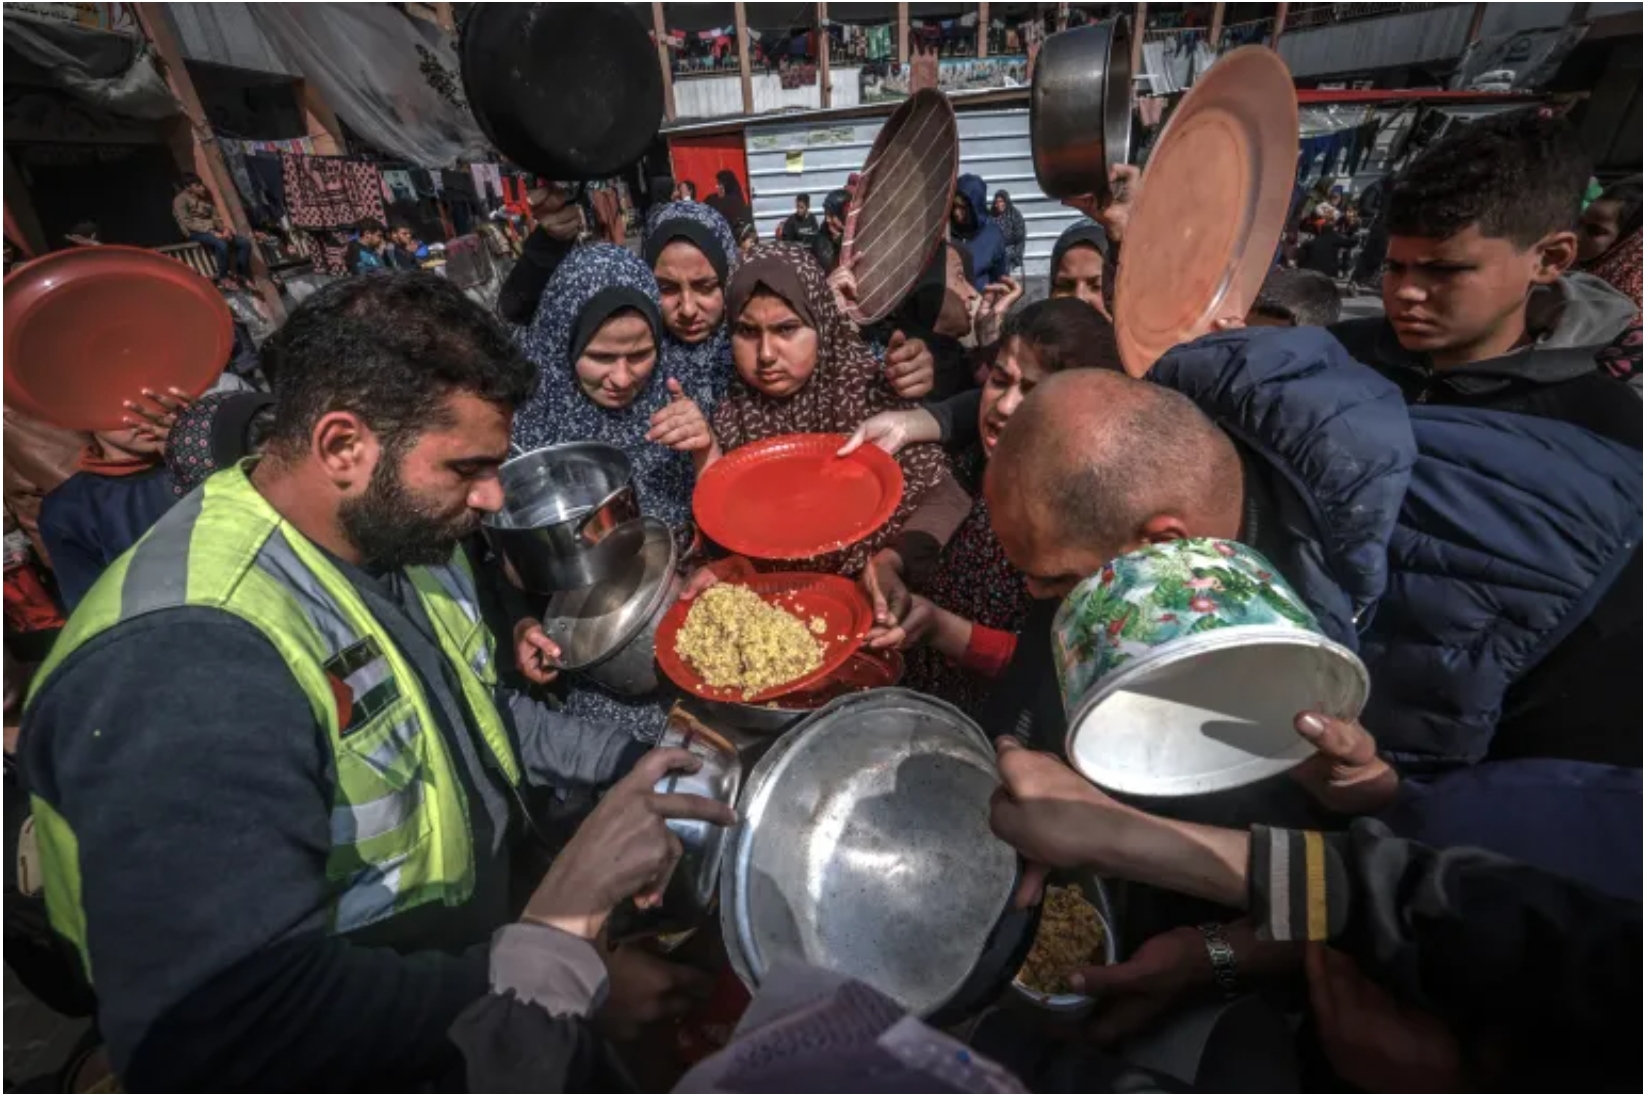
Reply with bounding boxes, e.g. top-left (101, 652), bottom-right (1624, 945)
top-left (460, 3), bottom-right (663, 181)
